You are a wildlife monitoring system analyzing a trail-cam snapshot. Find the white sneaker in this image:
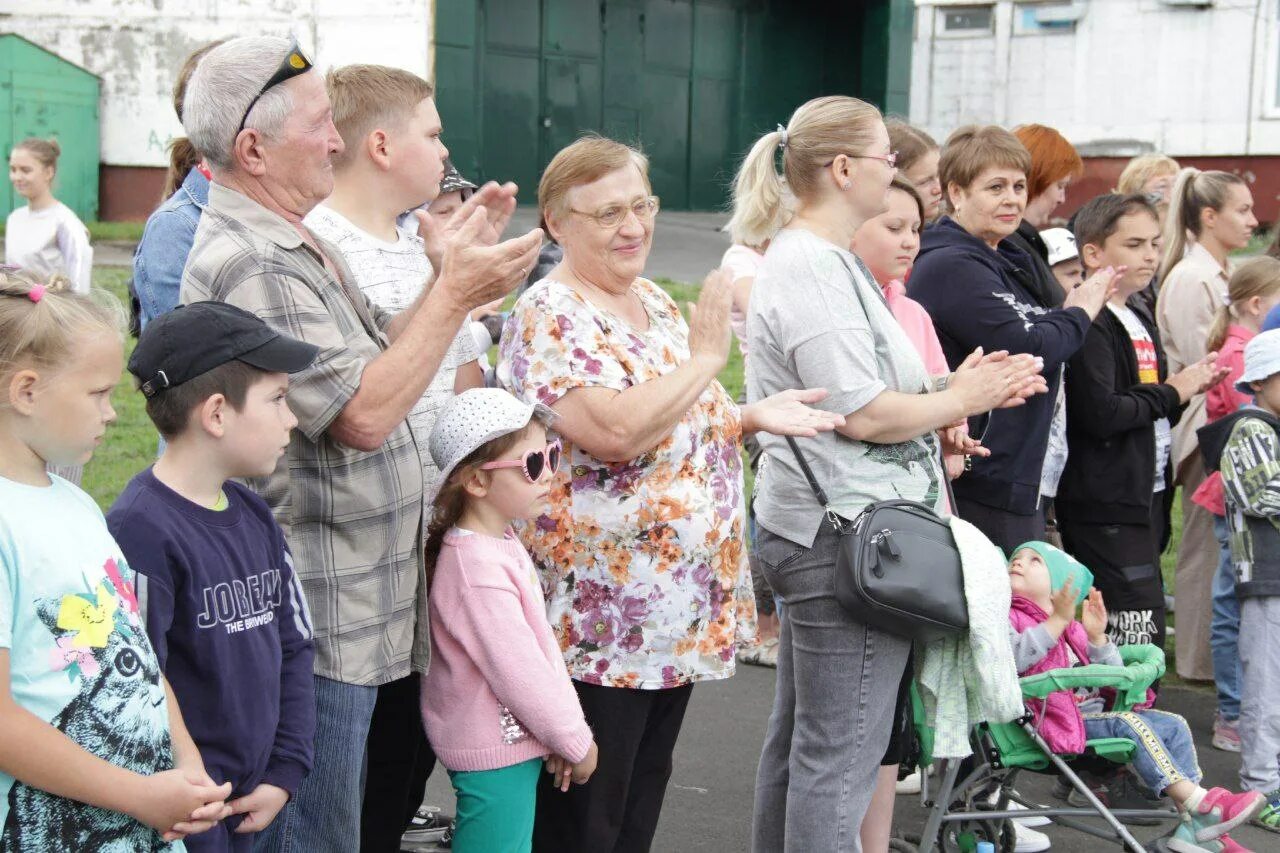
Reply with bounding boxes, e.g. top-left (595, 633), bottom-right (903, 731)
top-left (986, 788), bottom-right (1052, 827)
top-left (896, 769), bottom-right (922, 794)
top-left (1013, 822), bottom-right (1052, 852)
